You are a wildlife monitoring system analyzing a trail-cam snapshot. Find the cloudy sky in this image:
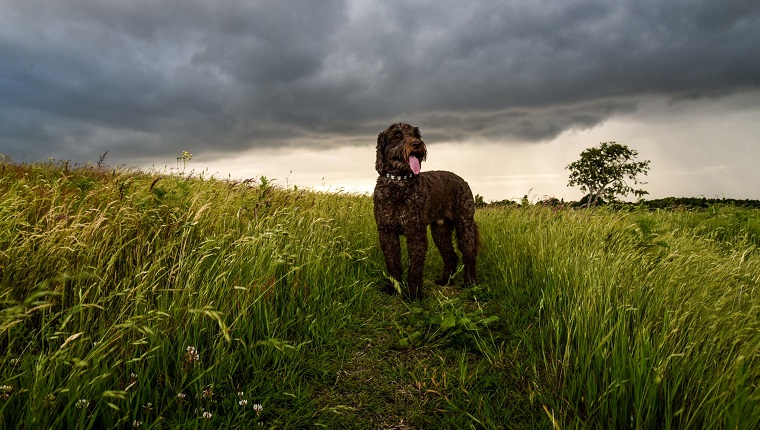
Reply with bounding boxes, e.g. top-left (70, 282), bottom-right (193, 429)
top-left (2, 0), bottom-right (759, 201)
